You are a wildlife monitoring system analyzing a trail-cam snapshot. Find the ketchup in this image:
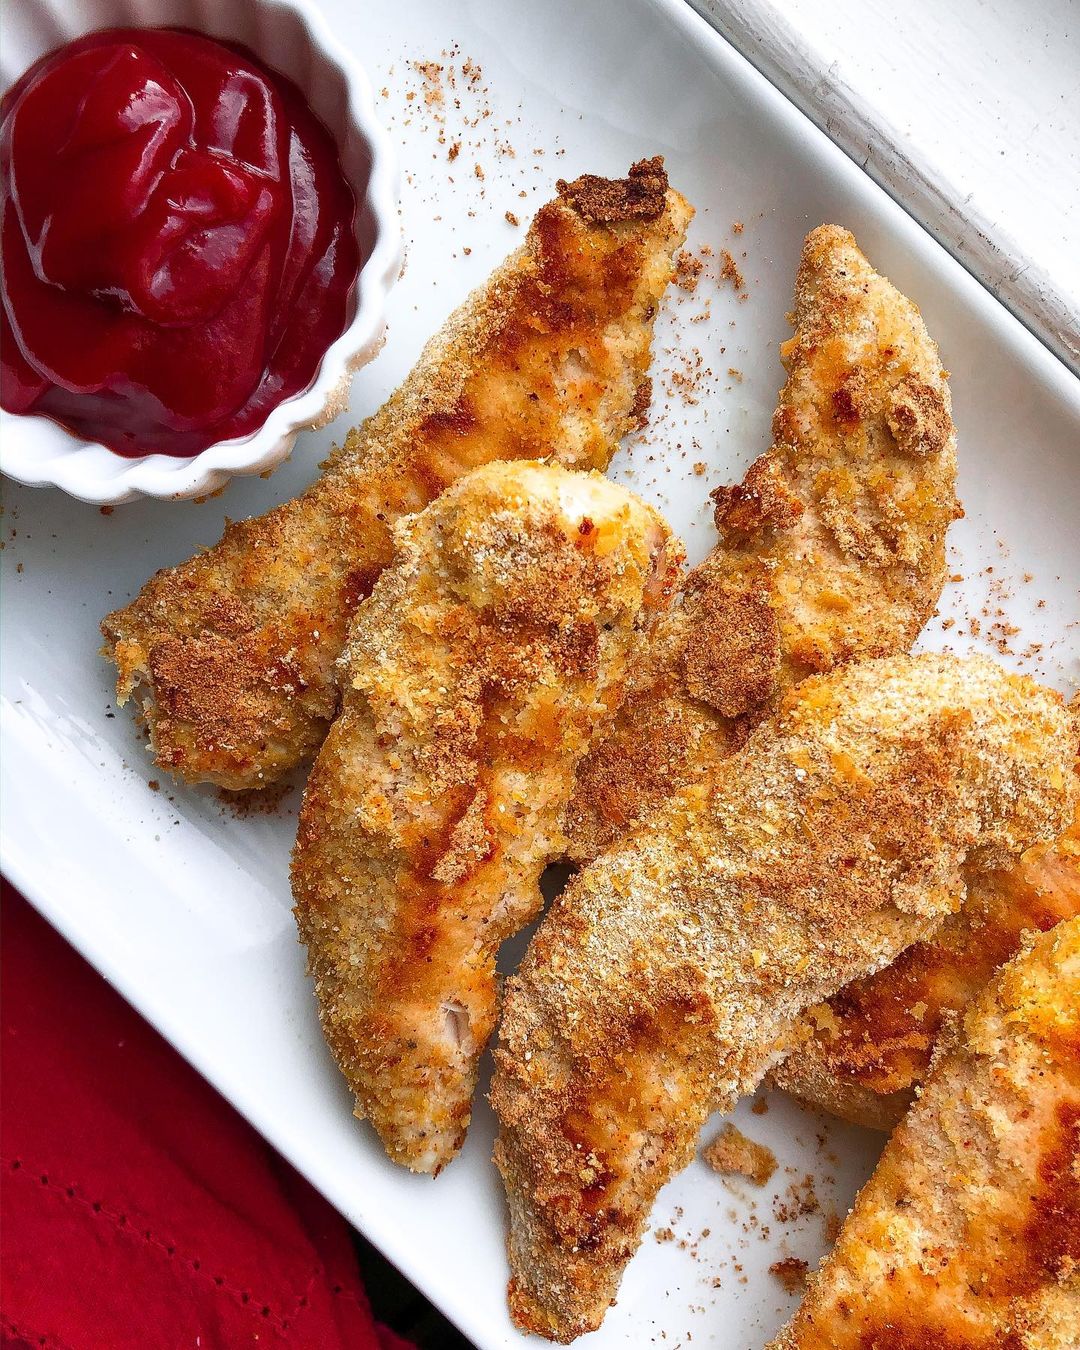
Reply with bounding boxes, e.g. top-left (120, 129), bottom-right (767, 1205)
top-left (0, 29), bottom-right (360, 458)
